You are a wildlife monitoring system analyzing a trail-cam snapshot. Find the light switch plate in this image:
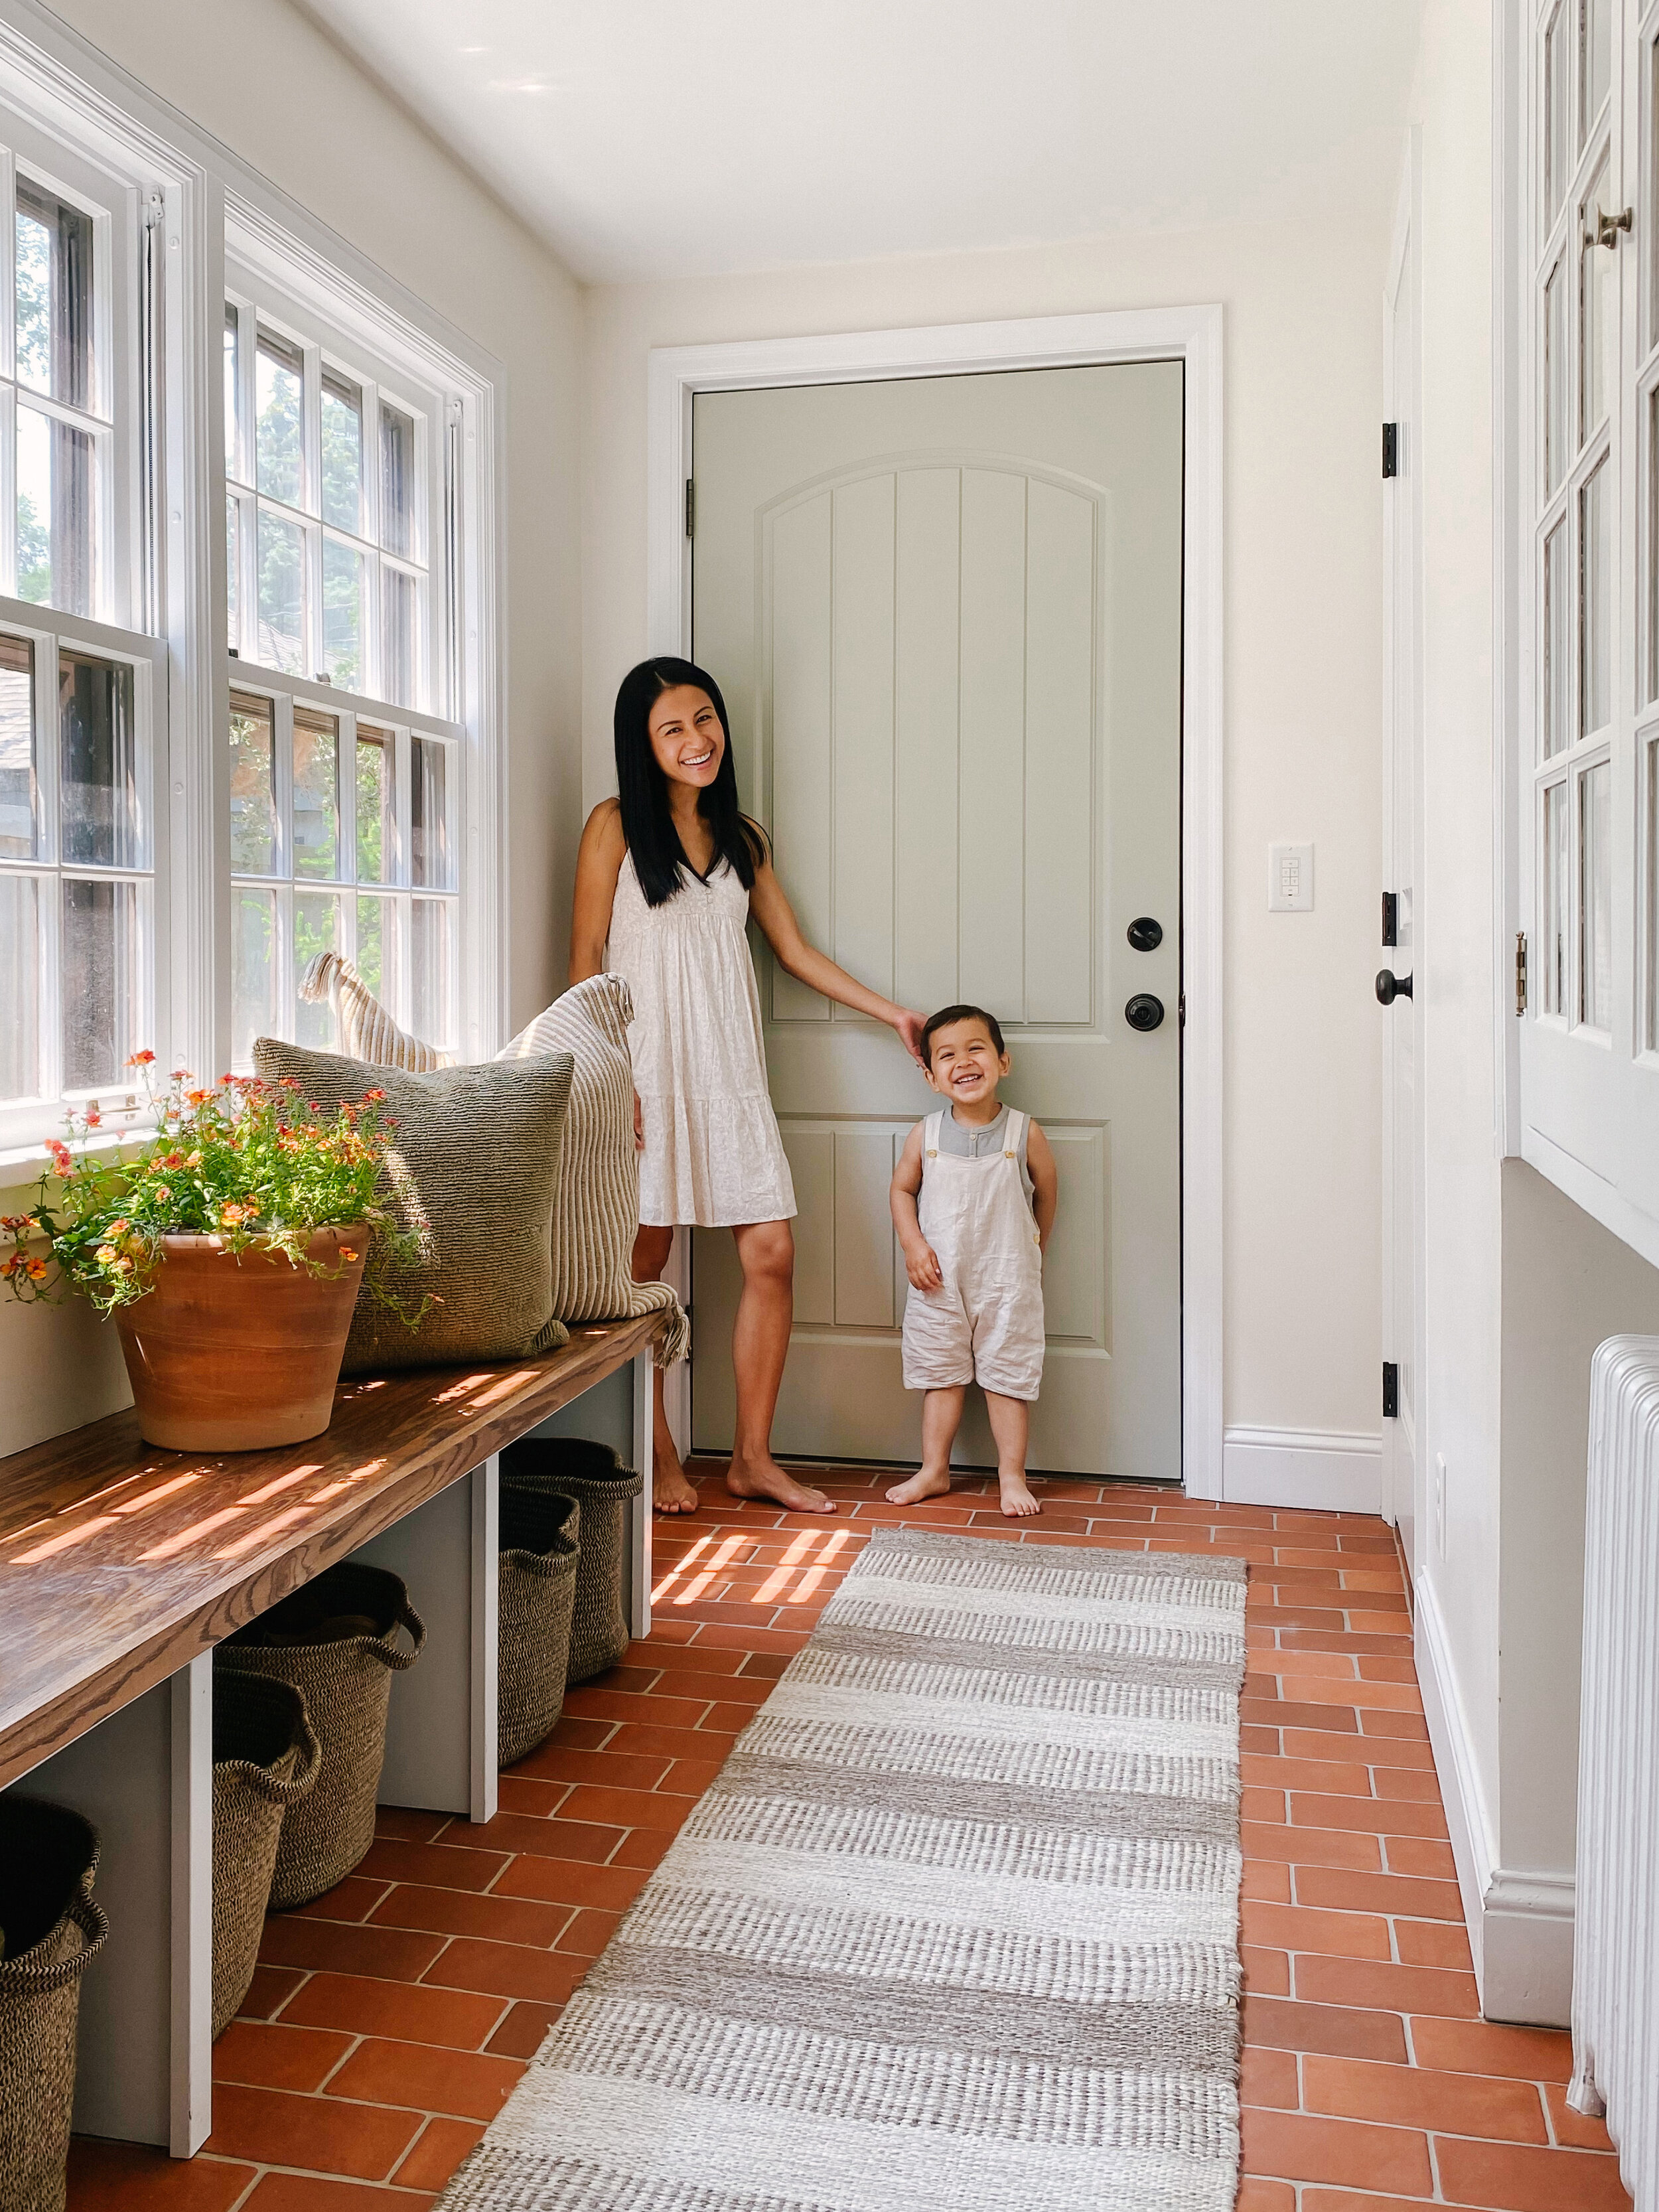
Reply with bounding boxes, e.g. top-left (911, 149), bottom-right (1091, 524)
top-left (1269, 842), bottom-right (1315, 912)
